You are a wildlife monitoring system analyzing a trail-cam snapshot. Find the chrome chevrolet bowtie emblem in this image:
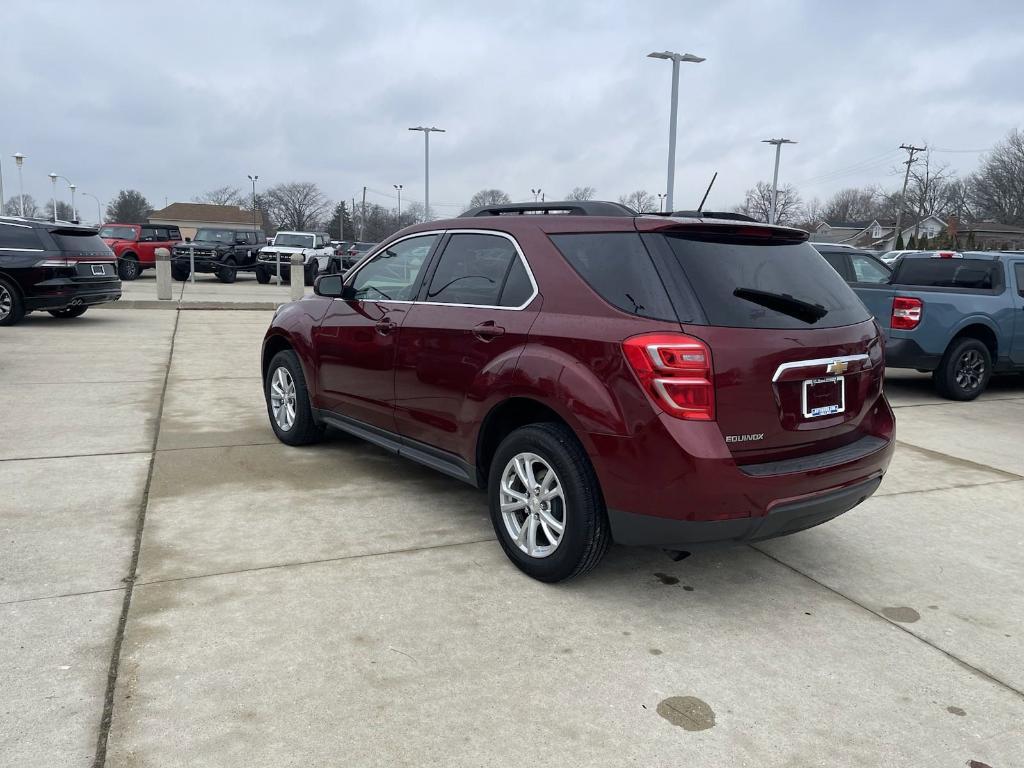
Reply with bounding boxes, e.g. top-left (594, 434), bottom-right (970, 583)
top-left (826, 360), bottom-right (849, 375)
